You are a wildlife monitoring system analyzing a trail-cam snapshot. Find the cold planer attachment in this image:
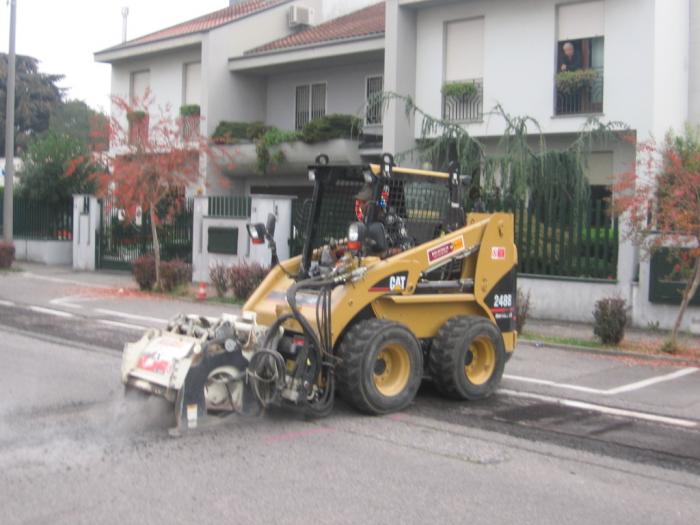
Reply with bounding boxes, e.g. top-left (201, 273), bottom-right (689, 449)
top-left (121, 154), bottom-right (518, 432)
